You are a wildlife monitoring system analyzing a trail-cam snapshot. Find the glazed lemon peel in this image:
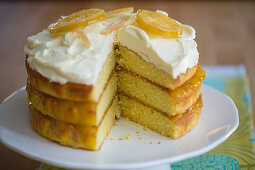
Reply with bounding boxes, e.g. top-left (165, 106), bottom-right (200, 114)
top-left (102, 15), bottom-right (130, 34)
top-left (49, 8), bottom-right (106, 34)
top-left (136, 9), bottom-right (183, 38)
top-left (106, 7), bottom-right (134, 18)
